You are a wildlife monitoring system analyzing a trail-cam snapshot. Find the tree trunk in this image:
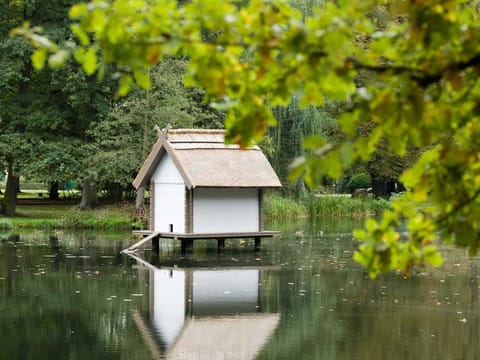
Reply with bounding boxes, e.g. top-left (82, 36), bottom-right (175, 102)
top-left (371, 179), bottom-right (387, 198)
top-left (113, 183), bottom-right (122, 203)
top-left (135, 186), bottom-right (145, 213)
top-left (133, 187), bottom-right (146, 229)
top-left (1, 160), bottom-right (18, 216)
top-left (14, 176), bottom-right (20, 194)
top-left (49, 180), bottom-right (59, 200)
top-left (385, 181), bottom-right (396, 197)
top-left (78, 175), bottom-right (98, 210)
top-left (372, 179), bottom-right (400, 198)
